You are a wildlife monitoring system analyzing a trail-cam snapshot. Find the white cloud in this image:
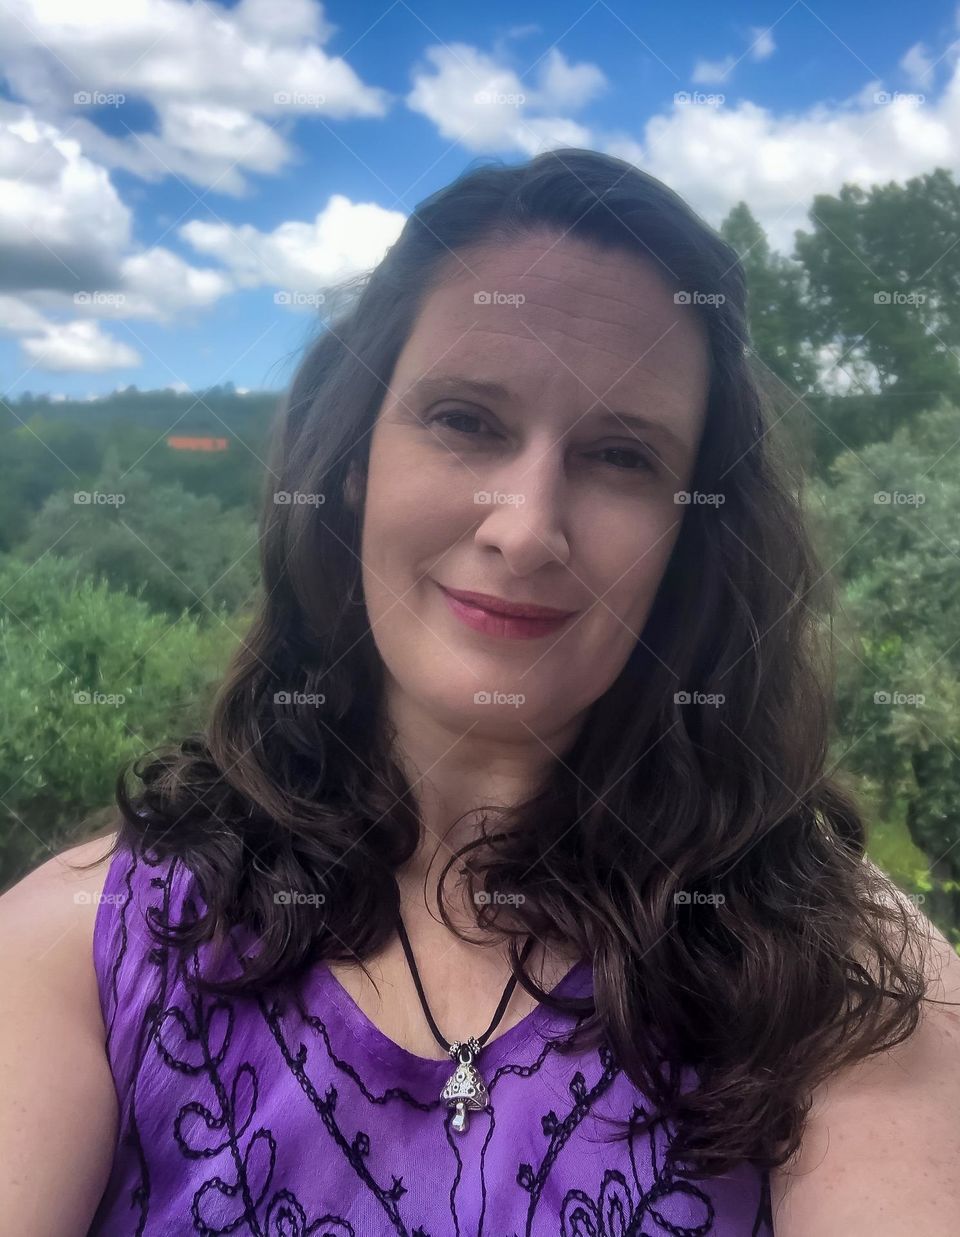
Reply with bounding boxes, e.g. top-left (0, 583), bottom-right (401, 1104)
top-left (605, 58), bottom-right (960, 253)
top-left (233, 0), bottom-right (335, 43)
top-left (0, 103), bottom-right (133, 293)
top-left (692, 27), bottom-right (774, 85)
top-left (117, 248), bottom-right (234, 320)
top-left (748, 27), bottom-right (776, 62)
top-left (0, 102), bottom-right (229, 316)
top-left (19, 246), bottom-right (235, 325)
top-left (0, 294), bottom-right (51, 333)
top-left (406, 43), bottom-right (603, 153)
top-left (533, 47), bottom-right (608, 111)
top-left (509, 115), bottom-right (595, 157)
top-left (0, 99), bottom-right (236, 367)
top-left (180, 193), bottom-right (406, 297)
top-left (401, 33), bottom-right (960, 256)
top-left (901, 42), bottom-right (935, 89)
top-left (20, 320), bottom-right (141, 372)
top-left (691, 55), bottom-right (736, 85)
top-left (0, 0), bottom-right (389, 194)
